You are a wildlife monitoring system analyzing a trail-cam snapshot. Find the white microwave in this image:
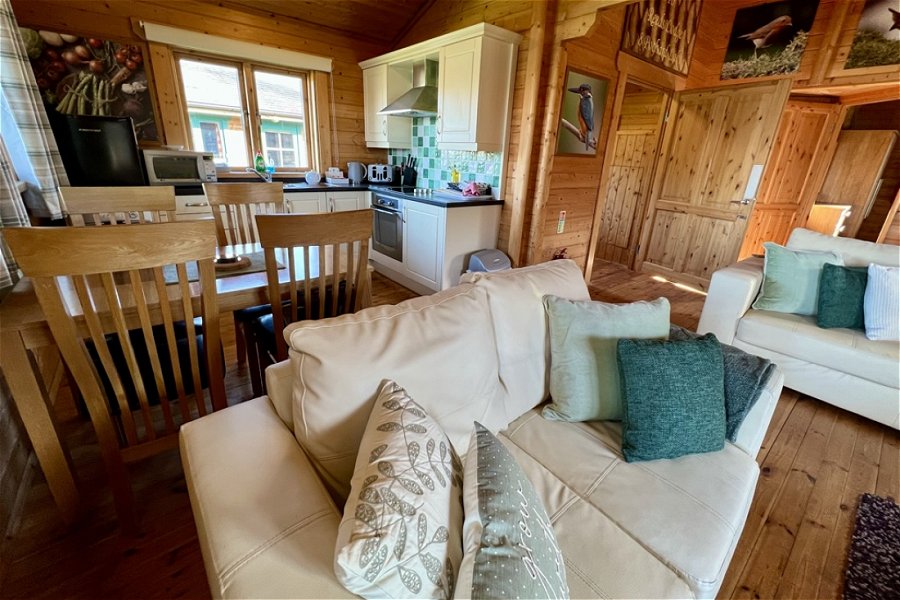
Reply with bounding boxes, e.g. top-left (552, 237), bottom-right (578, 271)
top-left (143, 149), bottom-right (217, 185)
